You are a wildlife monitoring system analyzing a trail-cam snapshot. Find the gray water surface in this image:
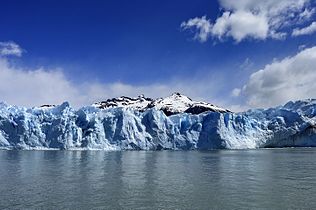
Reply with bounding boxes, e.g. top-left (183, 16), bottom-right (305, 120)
top-left (0, 149), bottom-right (316, 209)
